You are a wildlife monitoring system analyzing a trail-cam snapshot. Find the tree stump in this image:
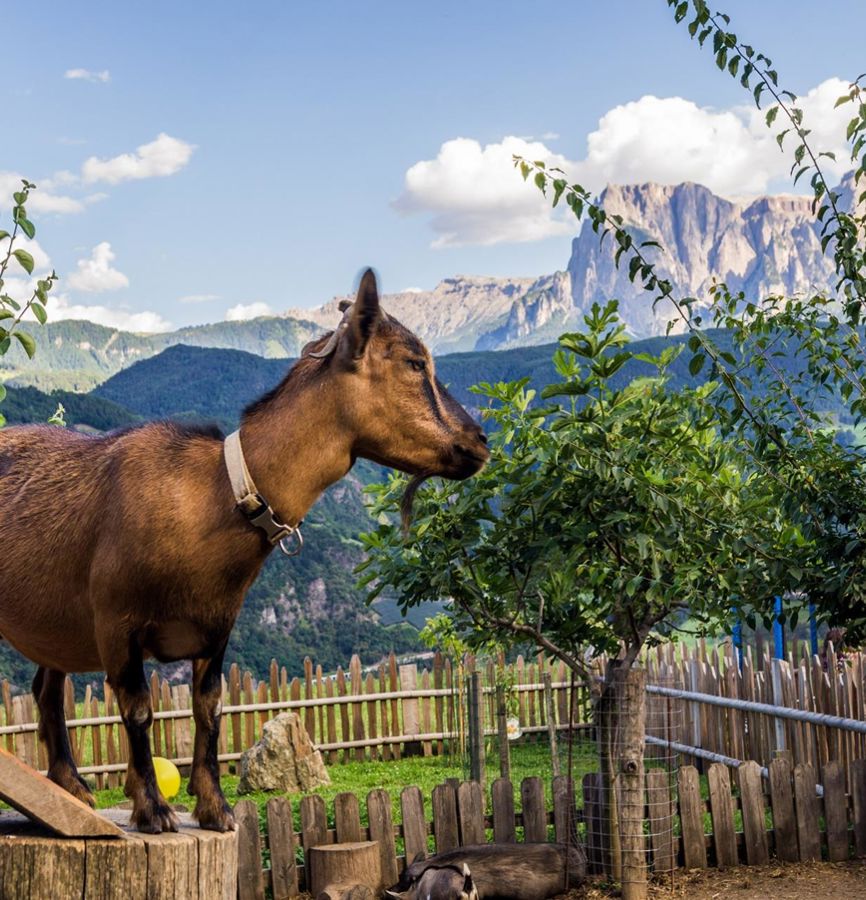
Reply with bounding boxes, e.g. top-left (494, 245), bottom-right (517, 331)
top-left (309, 841), bottom-right (381, 897)
top-left (0, 807), bottom-right (237, 900)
